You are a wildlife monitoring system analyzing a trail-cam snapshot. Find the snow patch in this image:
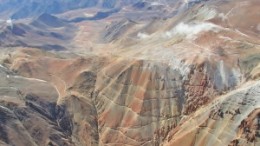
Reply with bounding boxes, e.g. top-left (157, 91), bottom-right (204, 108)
top-left (165, 22), bottom-right (220, 40)
top-left (218, 13), bottom-right (227, 21)
top-left (196, 7), bottom-right (217, 20)
top-left (151, 2), bottom-right (163, 6)
top-left (214, 60), bottom-right (241, 91)
top-left (231, 68), bottom-right (242, 84)
top-left (170, 58), bottom-right (191, 79)
top-left (137, 32), bottom-right (150, 39)
top-left (219, 60), bottom-right (227, 86)
top-left (84, 13), bottom-right (95, 17)
top-left (6, 18), bottom-right (13, 29)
